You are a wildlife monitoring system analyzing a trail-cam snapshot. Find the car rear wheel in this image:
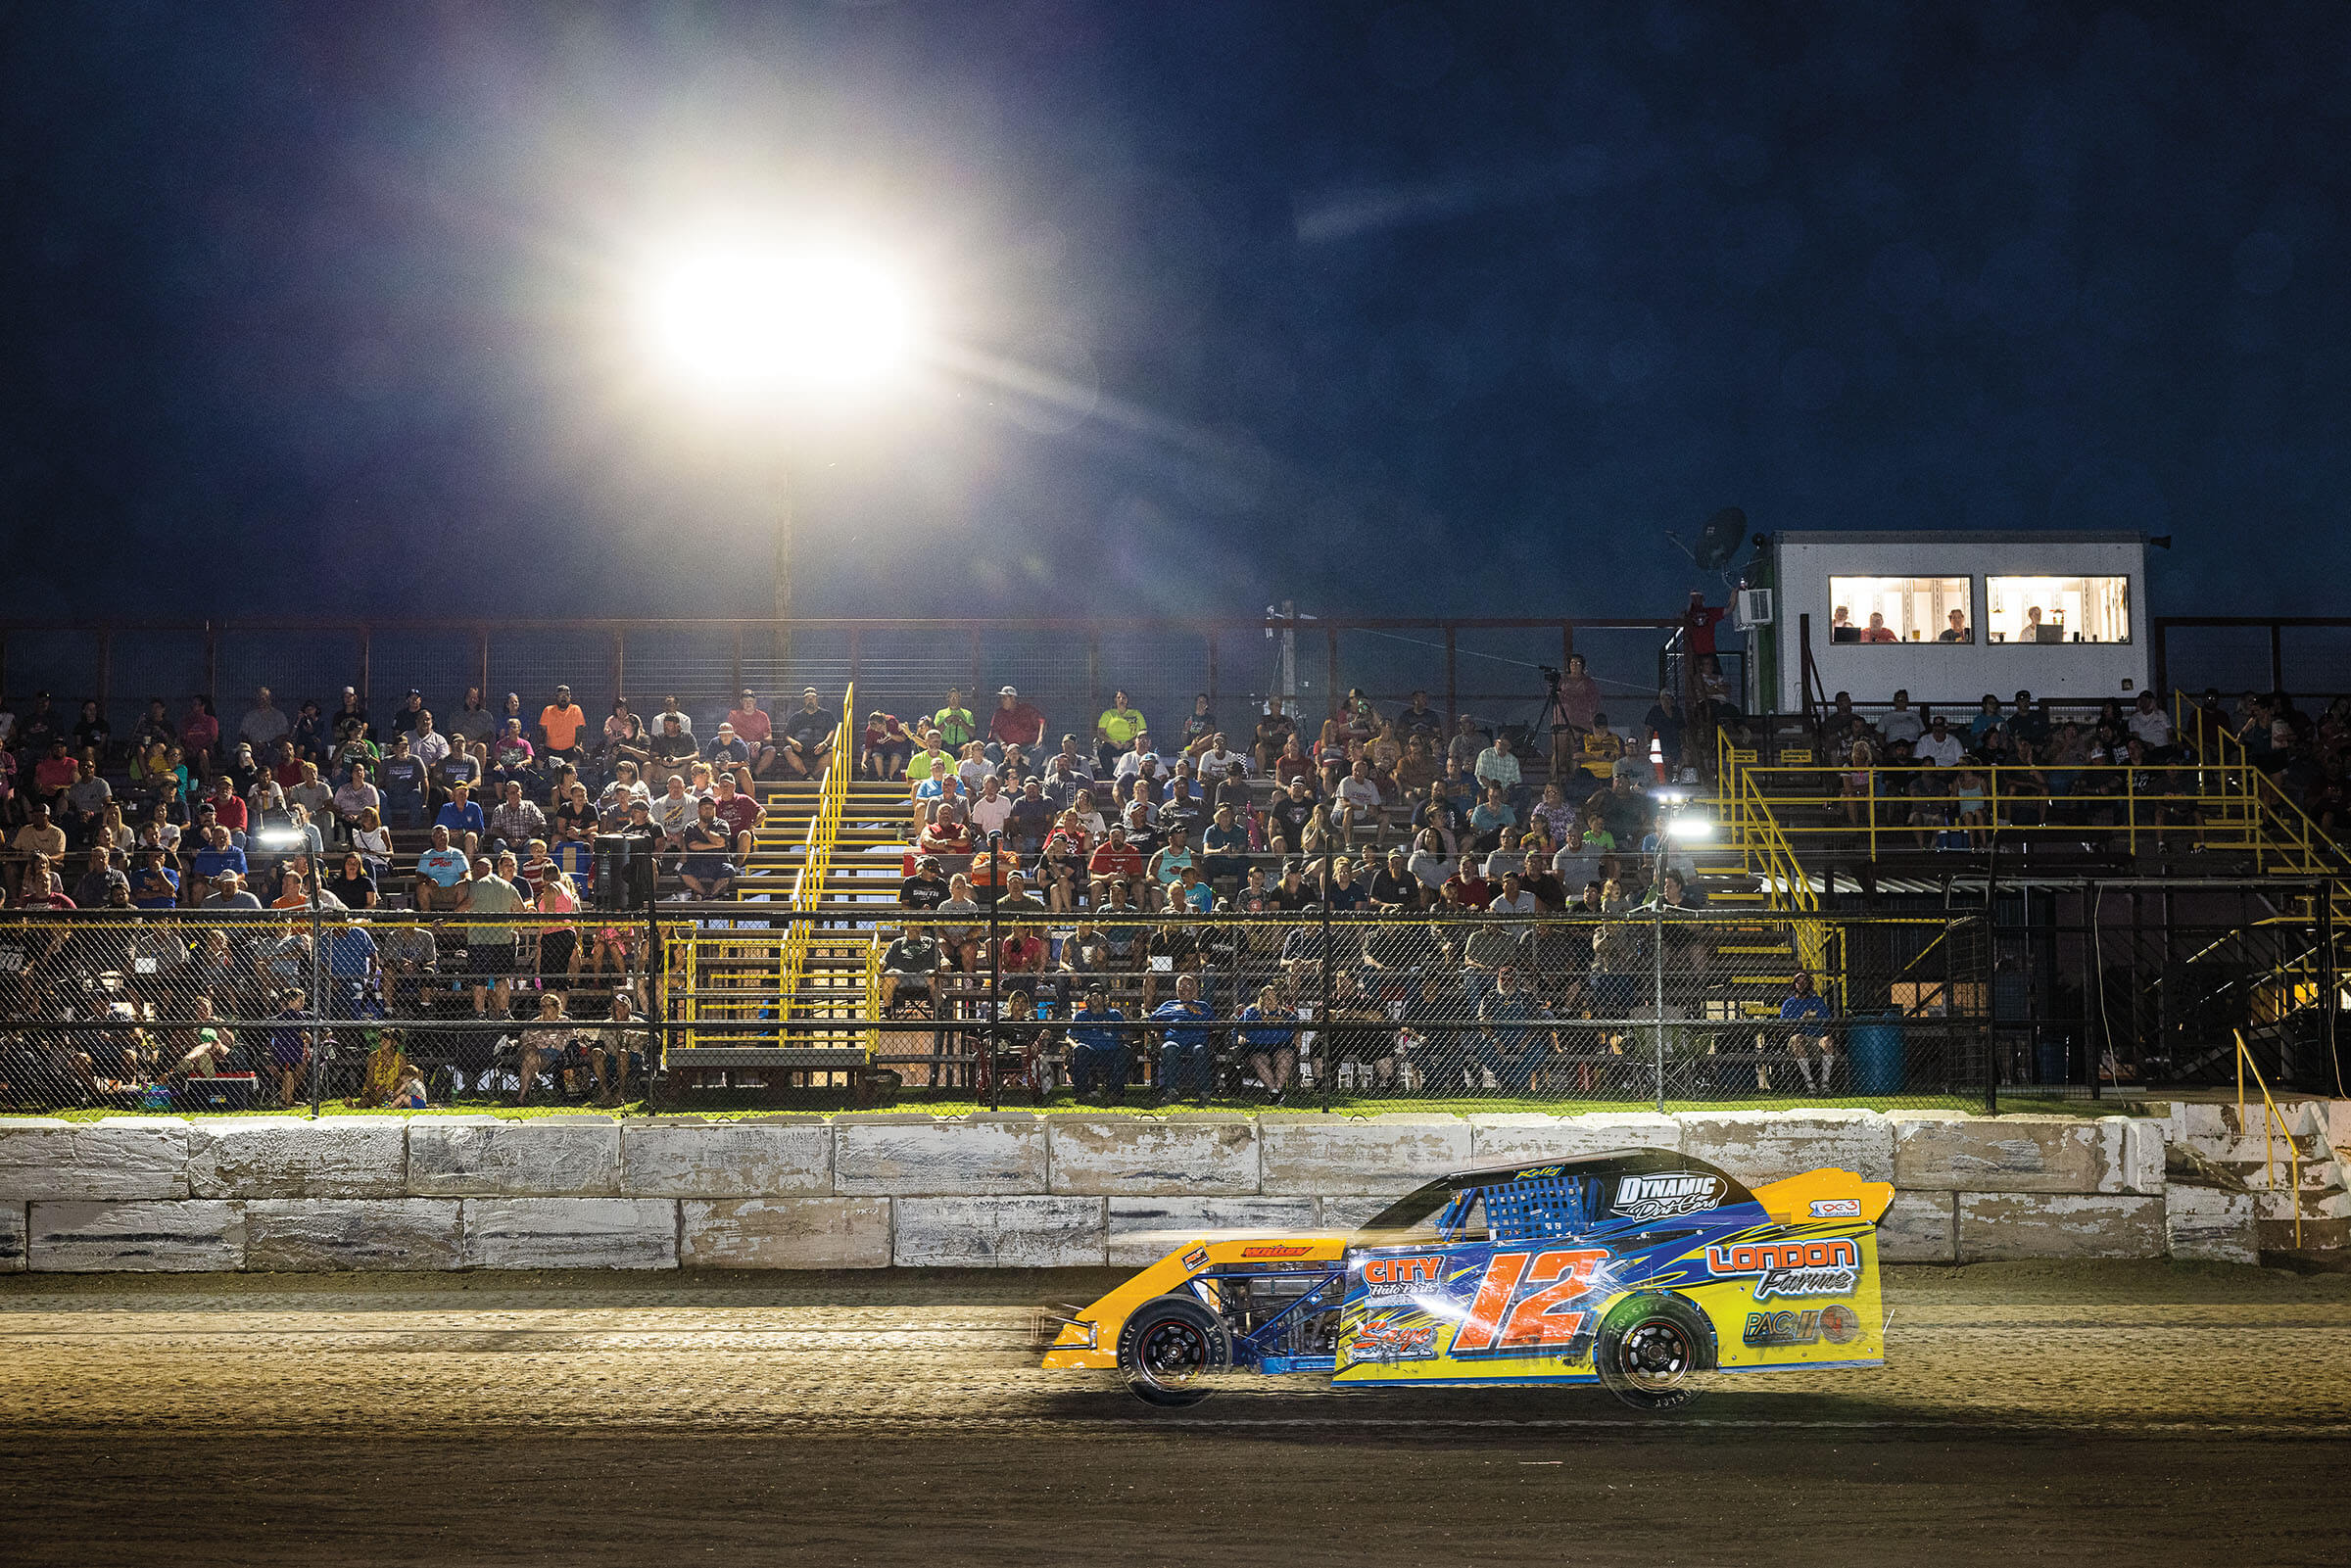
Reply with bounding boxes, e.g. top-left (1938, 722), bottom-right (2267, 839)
top-left (1594, 1293), bottom-right (1715, 1411)
top-left (1116, 1294), bottom-right (1229, 1407)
